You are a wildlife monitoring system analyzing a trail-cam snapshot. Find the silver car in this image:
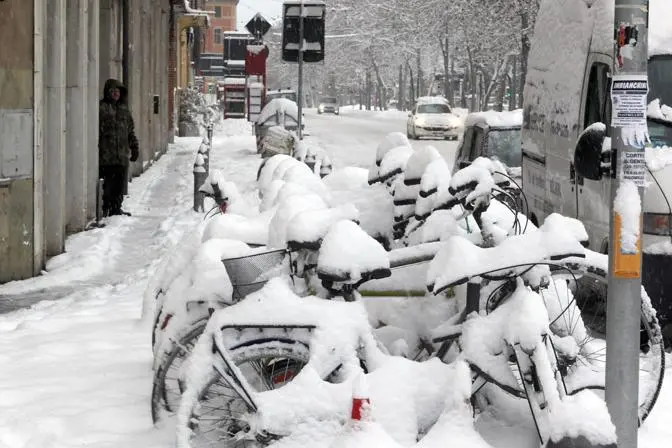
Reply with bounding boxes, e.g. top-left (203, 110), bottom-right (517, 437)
top-left (317, 96), bottom-right (339, 115)
top-left (406, 101), bottom-right (462, 140)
